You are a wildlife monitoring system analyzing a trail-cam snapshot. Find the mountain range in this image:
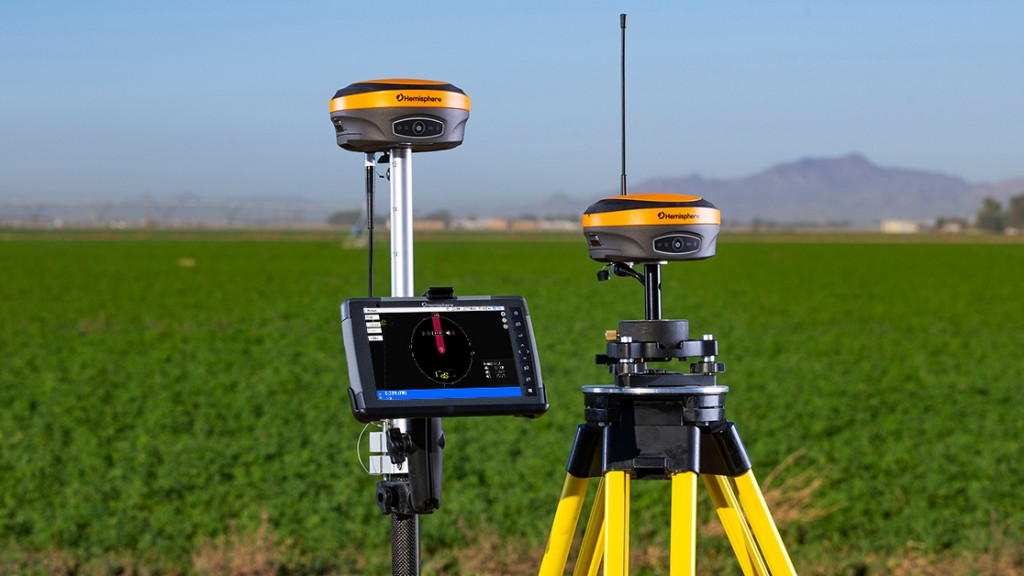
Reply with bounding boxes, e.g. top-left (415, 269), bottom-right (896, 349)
top-left (504, 154), bottom-right (1024, 227)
